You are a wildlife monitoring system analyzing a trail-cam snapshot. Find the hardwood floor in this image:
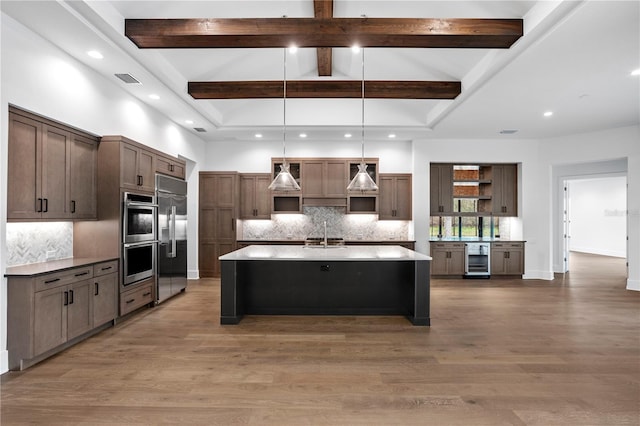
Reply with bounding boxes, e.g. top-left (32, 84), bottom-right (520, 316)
top-left (2, 252), bottom-right (638, 425)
